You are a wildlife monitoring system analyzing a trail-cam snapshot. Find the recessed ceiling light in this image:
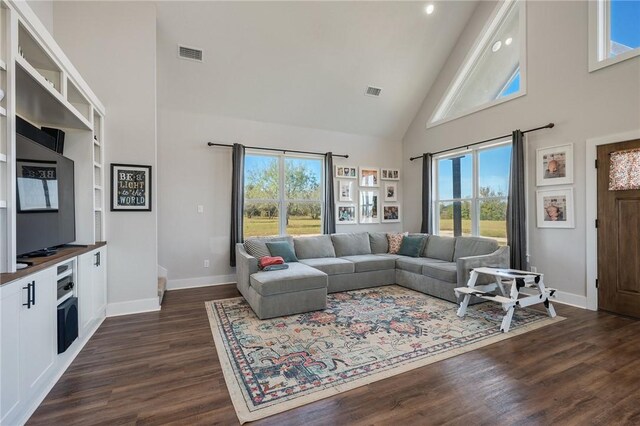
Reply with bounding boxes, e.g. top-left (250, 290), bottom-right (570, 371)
top-left (425, 4), bottom-right (435, 15)
top-left (505, 37), bottom-right (513, 46)
top-left (492, 41), bottom-right (502, 52)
